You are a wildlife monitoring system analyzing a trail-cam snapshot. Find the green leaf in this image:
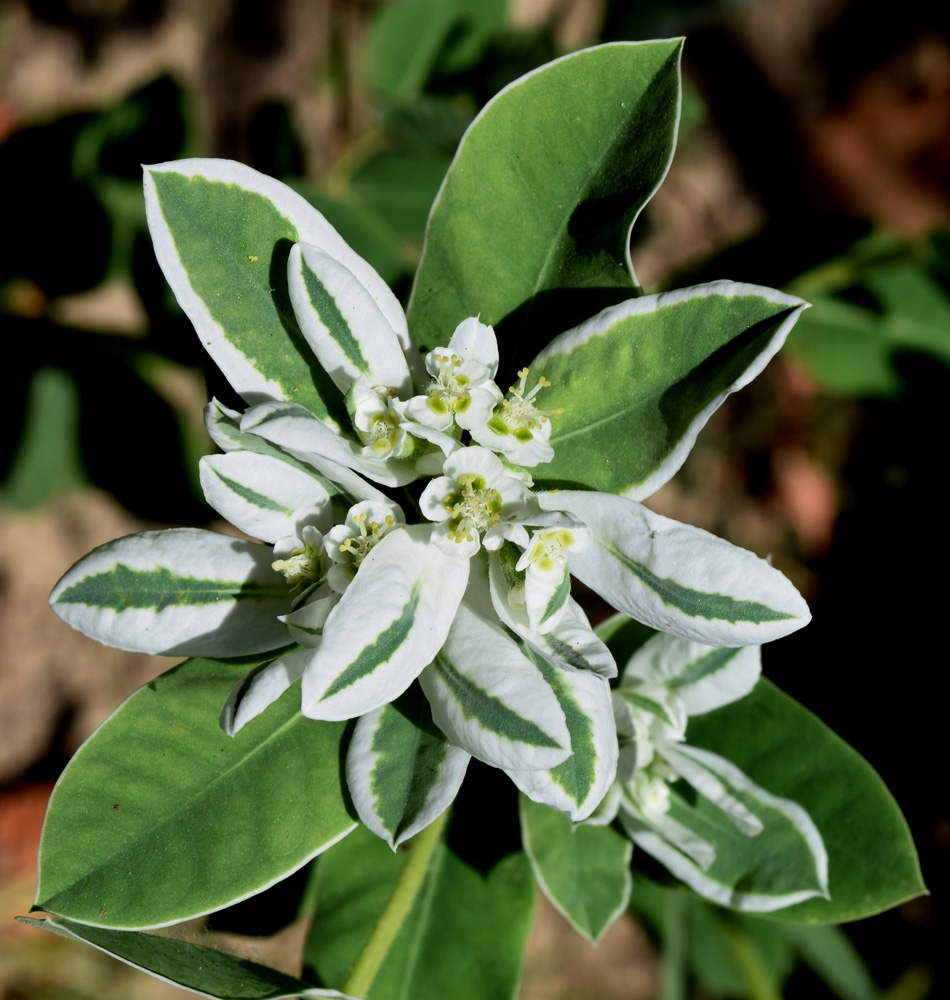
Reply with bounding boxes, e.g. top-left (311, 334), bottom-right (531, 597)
top-left (35, 656), bottom-right (355, 928)
top-left (367, 0), bottom-right (506, 99)
top-left (686, 680), bottom-right (925, 922)
top-left (3, 366), bottom-right (87, 508)
top-left (778, 923), bottom-right (879, 1000)
top-left (18, 917), bottom-right (350, 1000)
top-left (519, 796), bottom-right (631, 943)
top-left (306, 825), bottom-right (535, 1000)
top-left (530, 282), bottom-right (807, 497)
top-left (346, 686), bottom-right (470, 848)
top-left (622, 742), bottom-right (830, 911)
top-left (687, 902), bottom-right (791, 1000)
top-left (406, 40), bottom-right (683, 354)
